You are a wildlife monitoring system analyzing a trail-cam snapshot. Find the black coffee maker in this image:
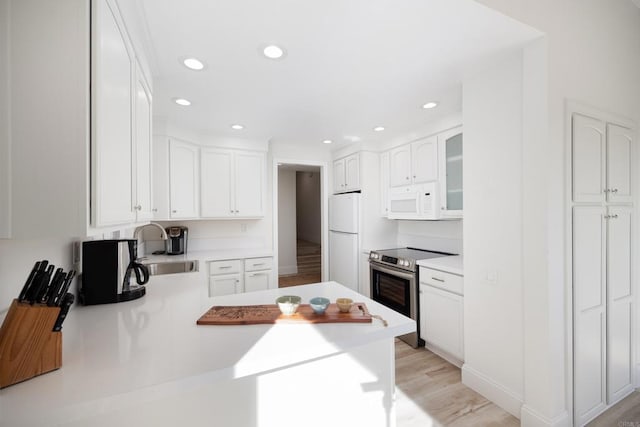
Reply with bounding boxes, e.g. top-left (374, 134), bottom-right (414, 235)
top-left (80, 239), bottom-right (149, 305)
top-left (165, 226), bottom-right (188, 255)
